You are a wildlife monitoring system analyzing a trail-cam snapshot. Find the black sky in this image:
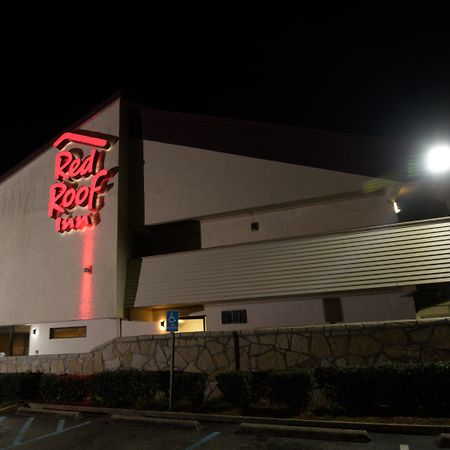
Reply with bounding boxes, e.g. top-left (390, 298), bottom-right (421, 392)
top-left (2, 13), bottom-right (450, 178)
